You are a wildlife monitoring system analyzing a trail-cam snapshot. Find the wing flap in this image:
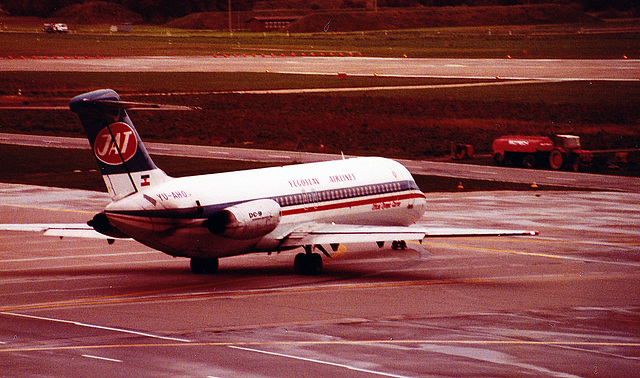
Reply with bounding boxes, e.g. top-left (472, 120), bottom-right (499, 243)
top-left (282, 225), bottom-right (425, 247)
top-left (280, 223), bottom-right (537, 248)
top-left (423, 227), bottom-right (539, 238)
